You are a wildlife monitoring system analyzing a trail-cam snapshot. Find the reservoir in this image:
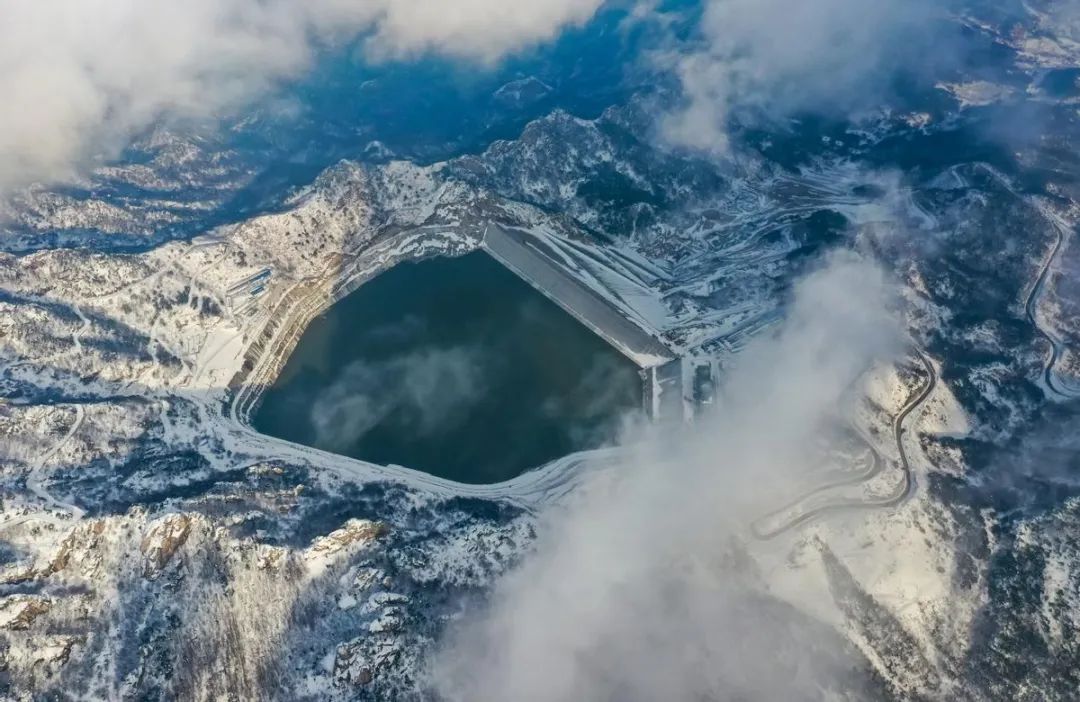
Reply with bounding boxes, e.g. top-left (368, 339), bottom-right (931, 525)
top-left (252, 251), bottom-right (642, 483)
